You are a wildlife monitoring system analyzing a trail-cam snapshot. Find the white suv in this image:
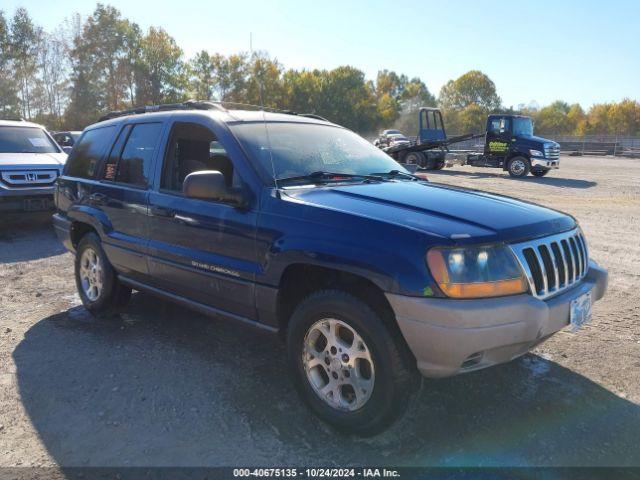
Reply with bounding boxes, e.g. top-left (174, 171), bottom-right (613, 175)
top-left (0, 119), bottom-right (68, 212)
